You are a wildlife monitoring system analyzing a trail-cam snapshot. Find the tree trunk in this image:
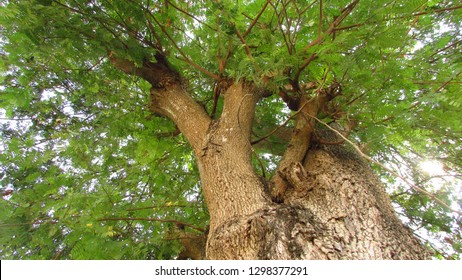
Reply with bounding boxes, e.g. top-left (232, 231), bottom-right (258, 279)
top-left (110, 55), bottom-right (429, 260)
top-left (204, 143), bottom-right (429, 259)
top-left (197, 85), bottom-right (429, 259)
